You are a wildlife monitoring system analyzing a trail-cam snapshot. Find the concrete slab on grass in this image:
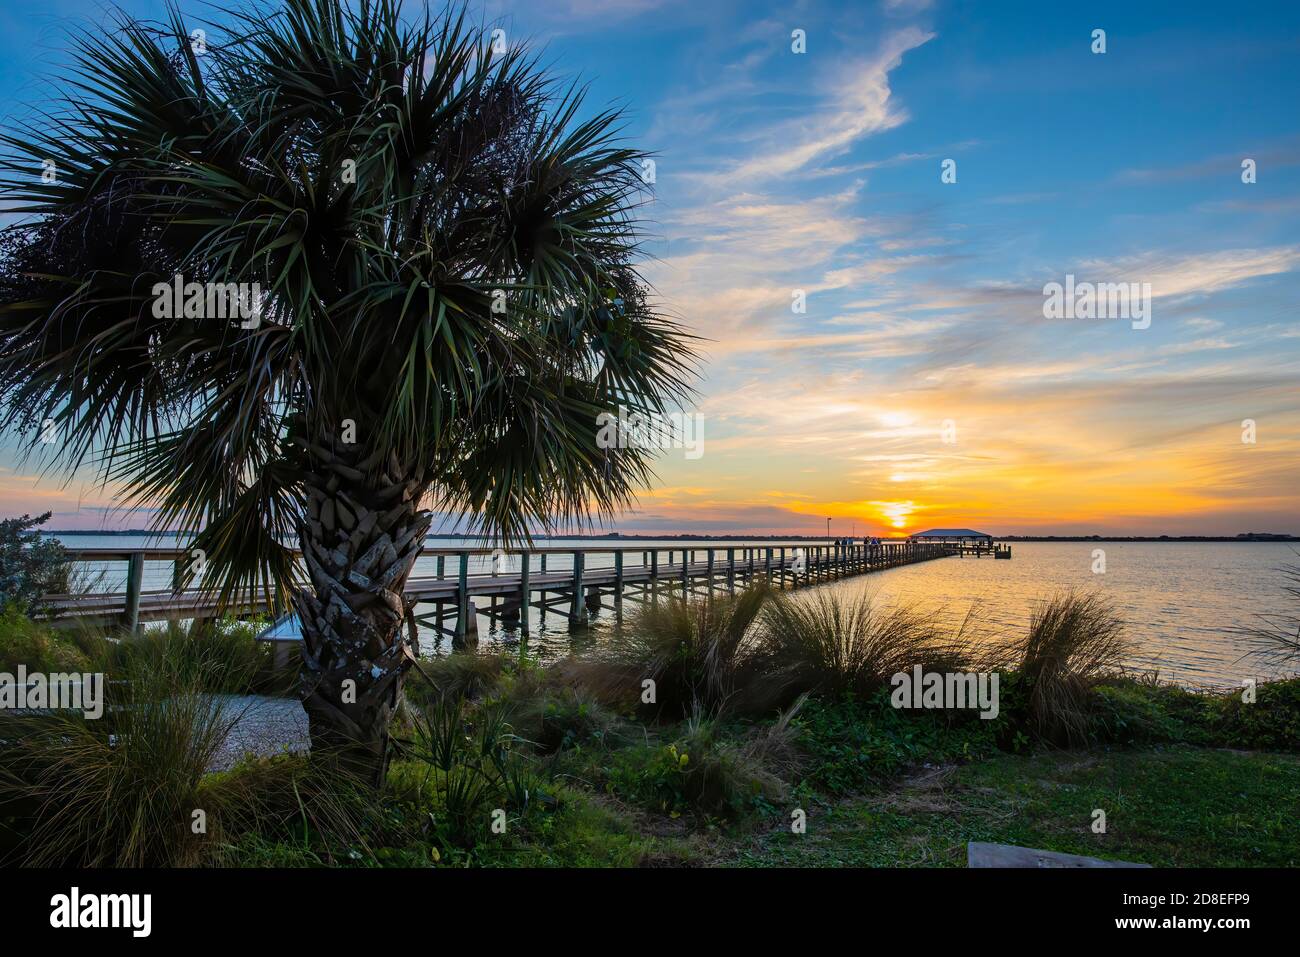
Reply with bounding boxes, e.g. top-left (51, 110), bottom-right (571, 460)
top-left (967, 841), bottom-right (1150, 868)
